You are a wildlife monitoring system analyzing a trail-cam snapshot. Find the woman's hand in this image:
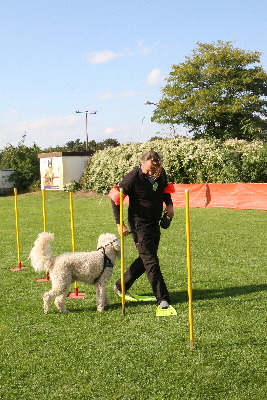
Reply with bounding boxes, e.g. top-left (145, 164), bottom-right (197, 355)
top-left (117, 224), bottom-right (130, 236)
top-left (164, 204), bottom-right (174, 218)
